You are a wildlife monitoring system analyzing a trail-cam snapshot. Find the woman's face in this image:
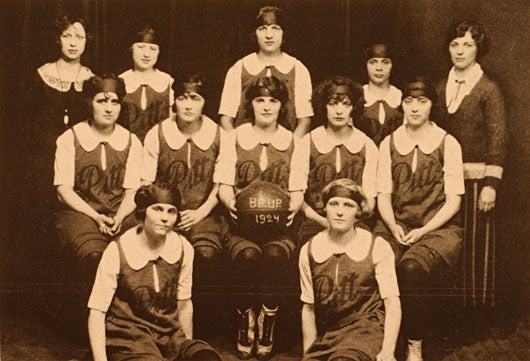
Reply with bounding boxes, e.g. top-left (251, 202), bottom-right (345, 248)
top-left (252, 96), bottom-right (282, 128)
top-left (131, 42), bottom-right (160, 71)
top-left (175, 92), bottom-right (205, 124)
top-left (449, 31), bottom-right (478, 71)
top-left (402, 96), bottom-right (432, 128)
top-left (366, 57), bottom-right (392, 86)
top-left (59, 22), bottom-right (86, 61)
top-left (91, 92), bottom-right (121, 128)
top-left (144, 203), bottom-right (178, 237)
top-left (325, 196), bottom-right (359, 233)
top-left (256, 24), bottom-right (283, 55)
top-left (326, 97), bottom-right (353, 130)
